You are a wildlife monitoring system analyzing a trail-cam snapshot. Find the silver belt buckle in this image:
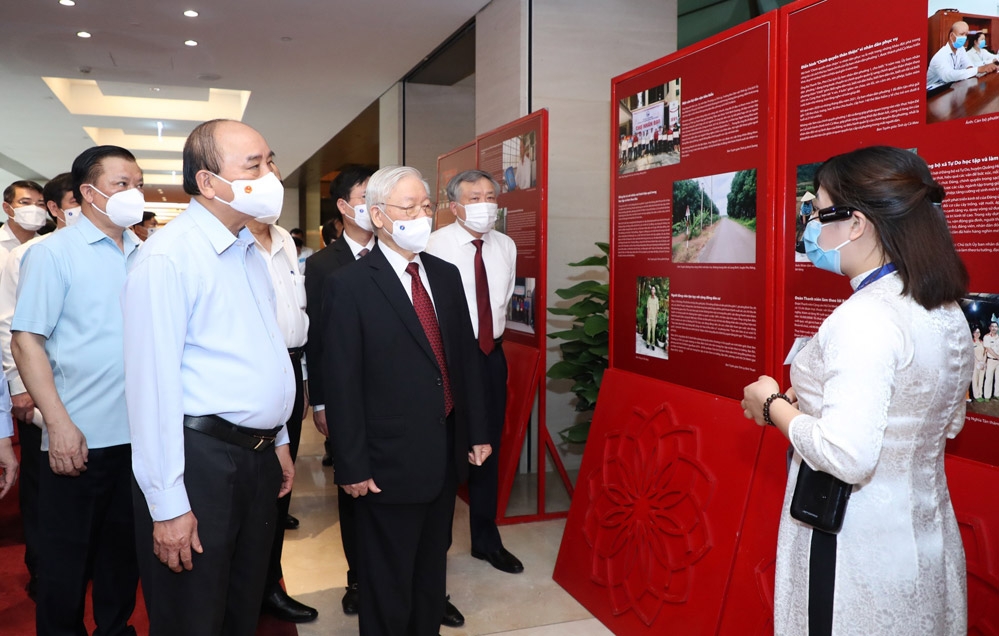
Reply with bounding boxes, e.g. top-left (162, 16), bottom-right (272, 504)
top-left (253, 436), bottom-right (269, 450)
